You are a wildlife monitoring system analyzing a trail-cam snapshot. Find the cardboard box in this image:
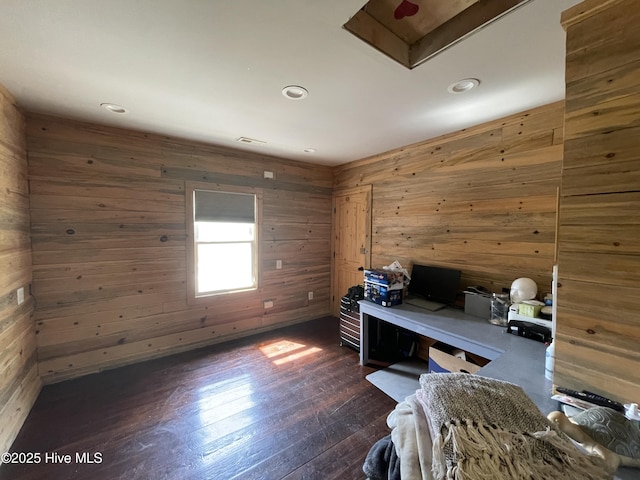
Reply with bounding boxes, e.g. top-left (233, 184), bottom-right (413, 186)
top-left (518, 303), bottom-right (543, 318)
top-left (364, 269), bottom-right (404, 290)
top-left (364, 281), bottom-right (403, 307)
top-left (464, 292), bottom-right (492, 319)
top-left (428, 345), bottom-right (481, 374)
